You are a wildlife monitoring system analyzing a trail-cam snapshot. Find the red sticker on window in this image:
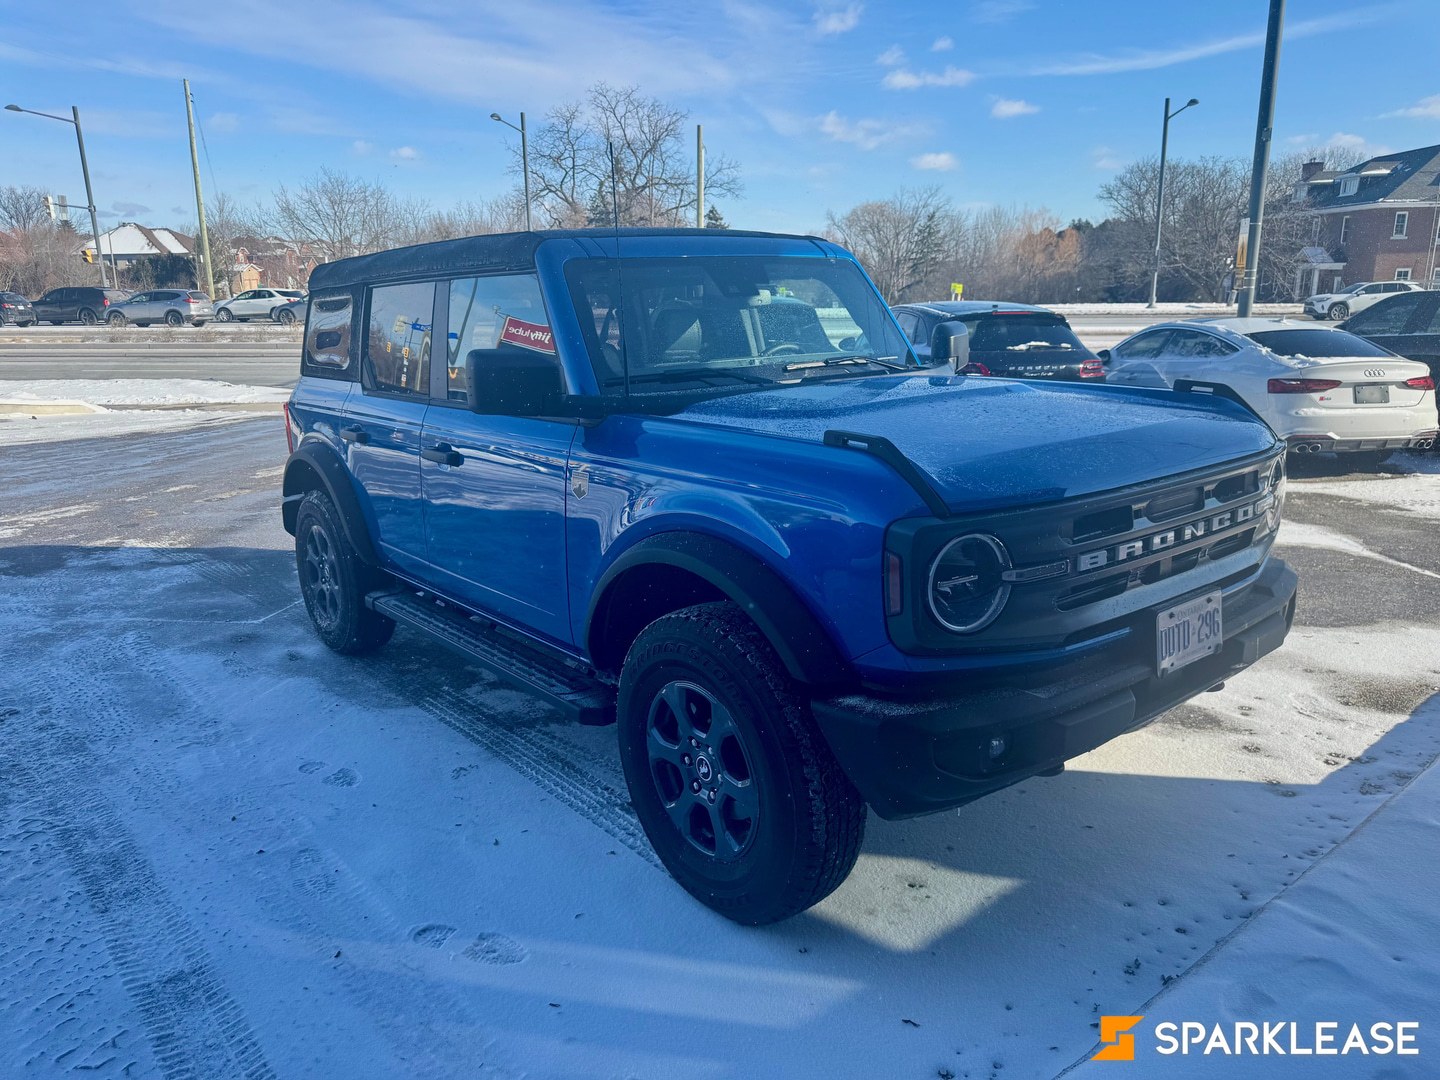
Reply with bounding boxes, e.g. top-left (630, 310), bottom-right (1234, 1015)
top-left (499, 315), bottom-right (555, 354)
